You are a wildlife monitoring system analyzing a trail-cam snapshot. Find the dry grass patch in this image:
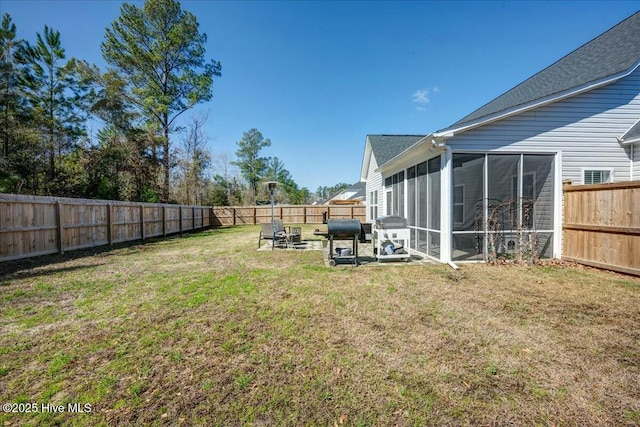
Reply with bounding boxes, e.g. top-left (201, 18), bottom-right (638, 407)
top-left (1, 225), bottom-right (639, 426)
